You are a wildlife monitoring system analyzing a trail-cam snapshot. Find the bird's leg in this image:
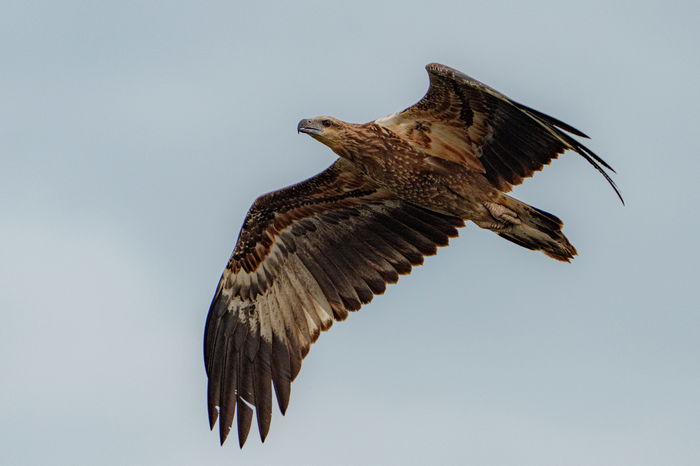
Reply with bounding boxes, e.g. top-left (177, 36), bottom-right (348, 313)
top-left (475, 202), bottom-right (521, 230)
